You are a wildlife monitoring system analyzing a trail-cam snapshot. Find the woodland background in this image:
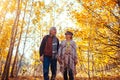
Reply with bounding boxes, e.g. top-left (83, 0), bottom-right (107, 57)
top-left (0, 0), bottom-right (120, 80)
